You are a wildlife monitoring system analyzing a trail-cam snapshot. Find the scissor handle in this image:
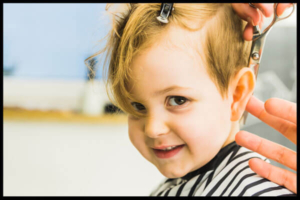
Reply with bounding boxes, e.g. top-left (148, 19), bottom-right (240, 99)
top-left (274, 3), bottom-right (295, 20)
top-left (261, 3), bottom-right (295, 36)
